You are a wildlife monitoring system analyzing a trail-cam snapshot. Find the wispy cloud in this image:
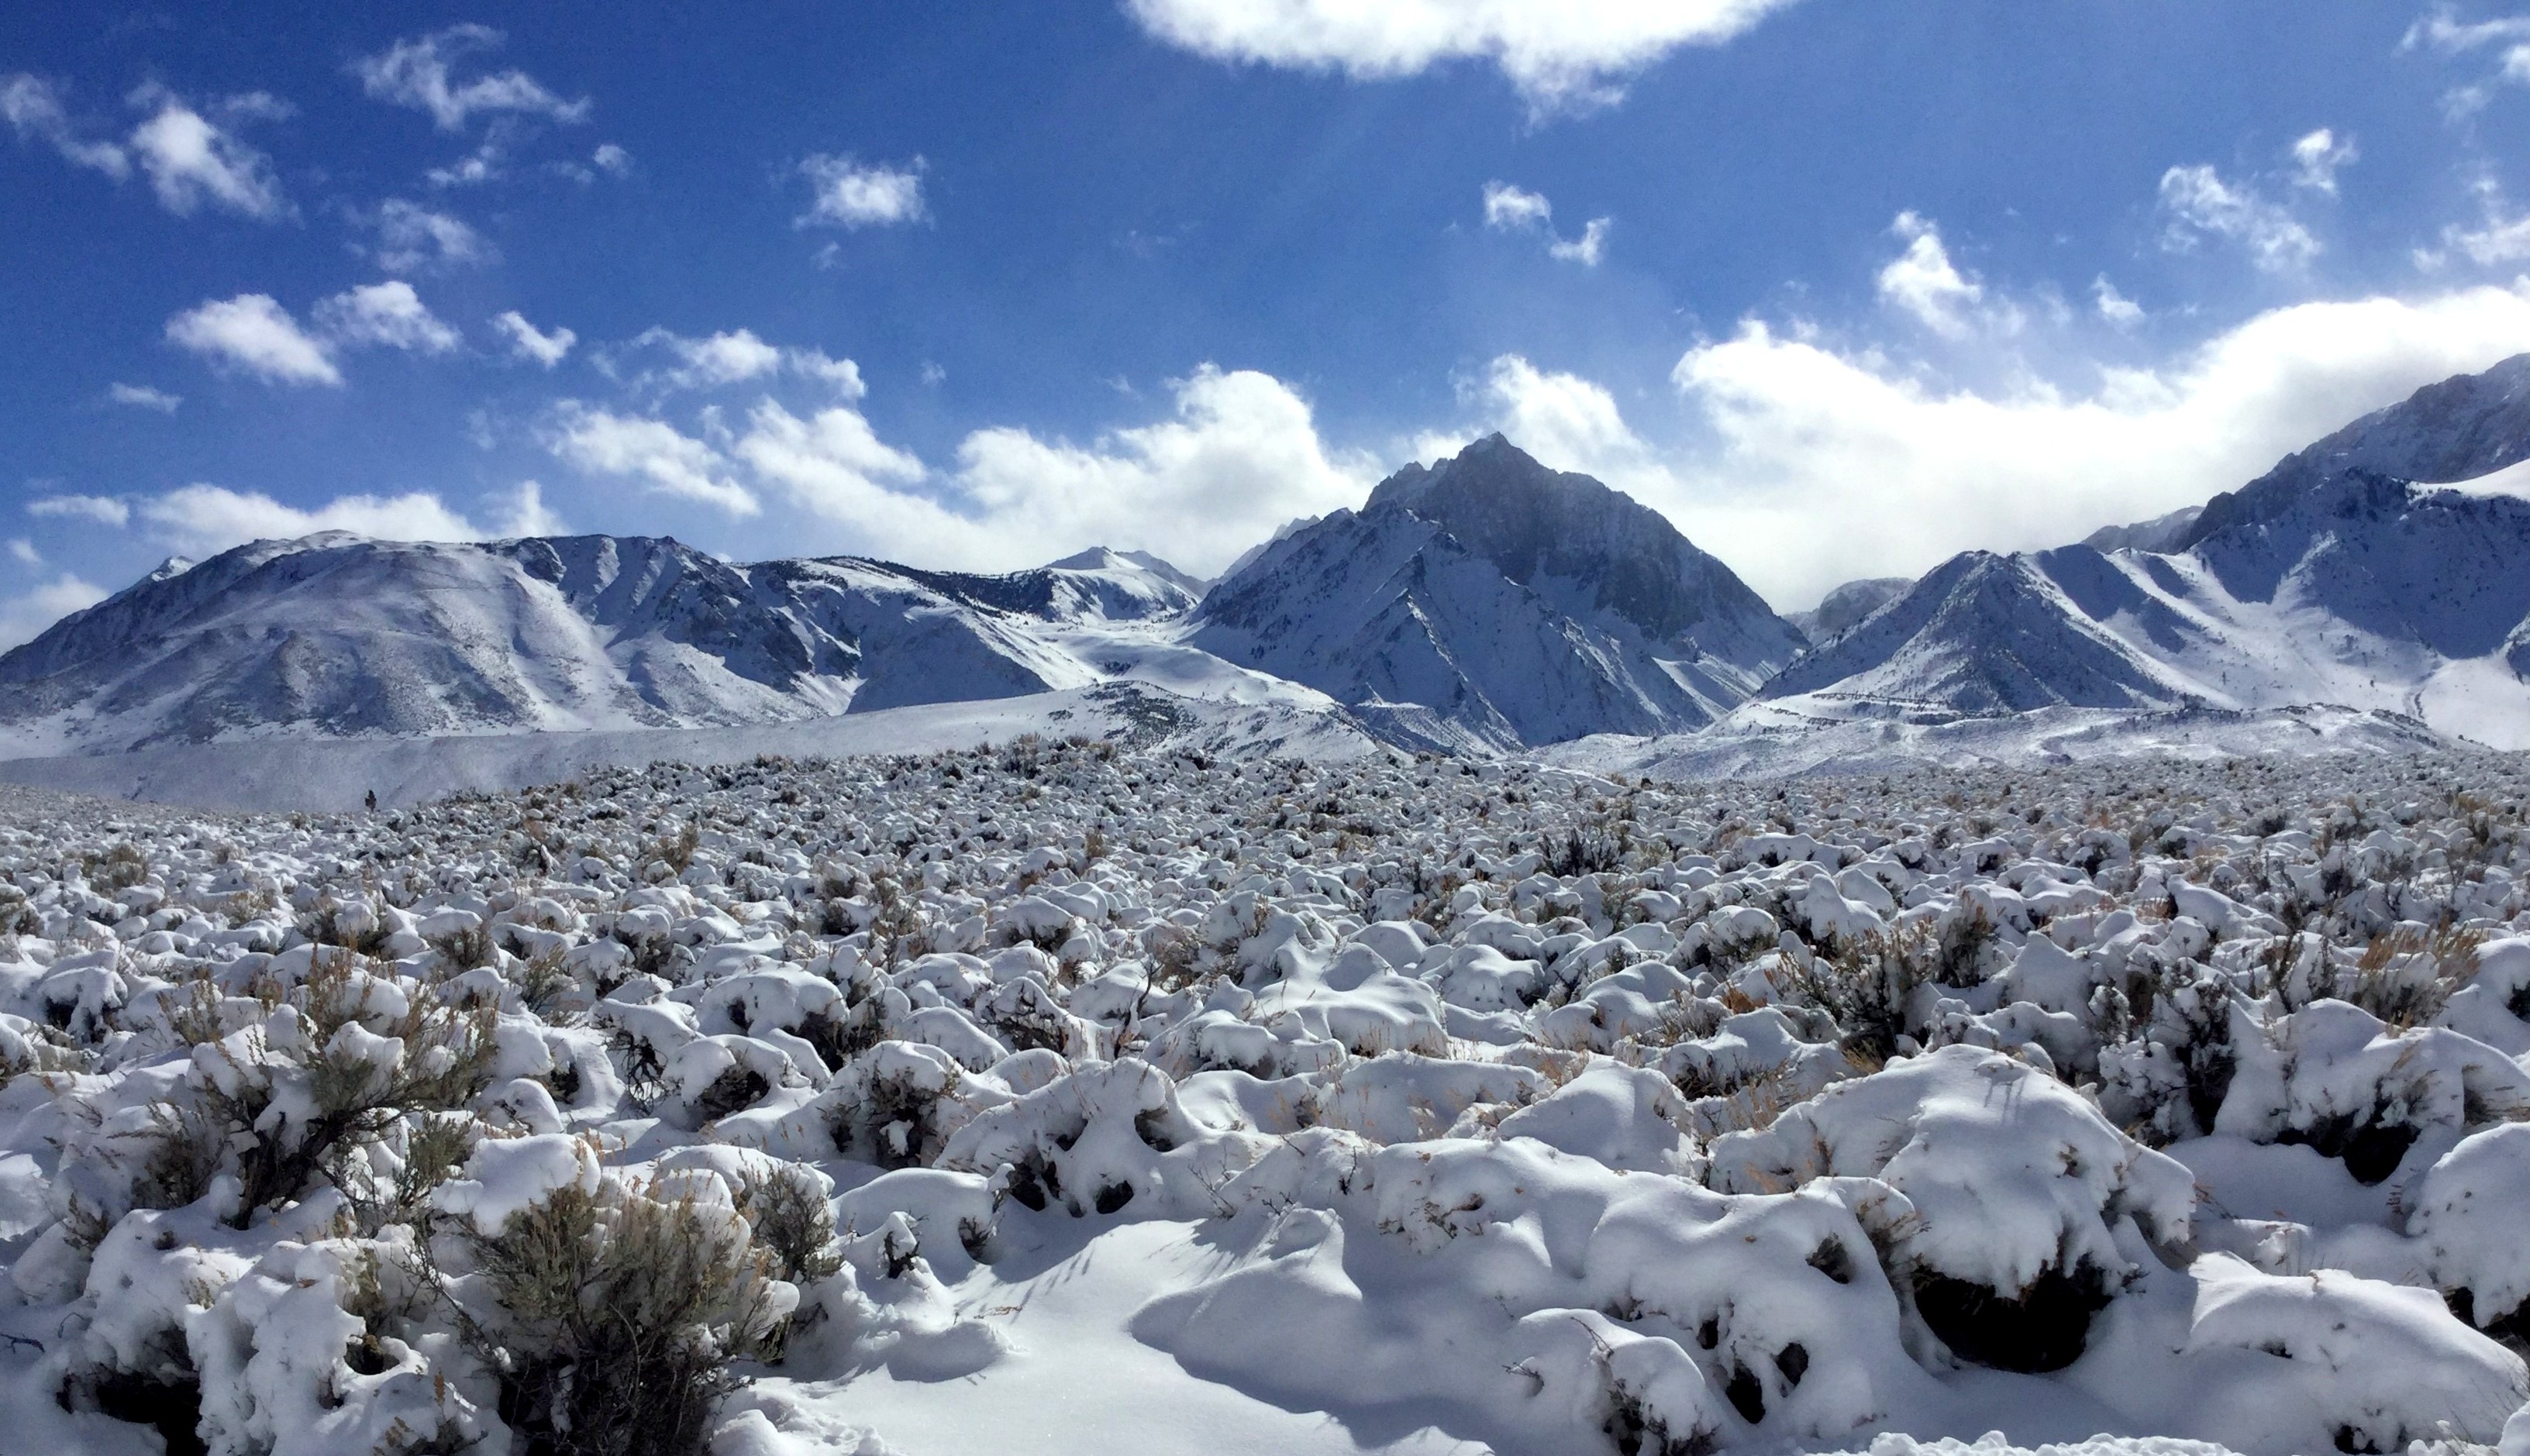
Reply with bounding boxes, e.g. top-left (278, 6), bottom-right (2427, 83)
top-left (354, 24), bottom-right (588, 131)
top-left (1480, 181), bottom-right (1608, 267)
top-left (2158, 163), bottom-right (2320, 273)
top-left (107, 382), bottom-right (182, 412)
top-left (492, 310), bottom-right (576, 367)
